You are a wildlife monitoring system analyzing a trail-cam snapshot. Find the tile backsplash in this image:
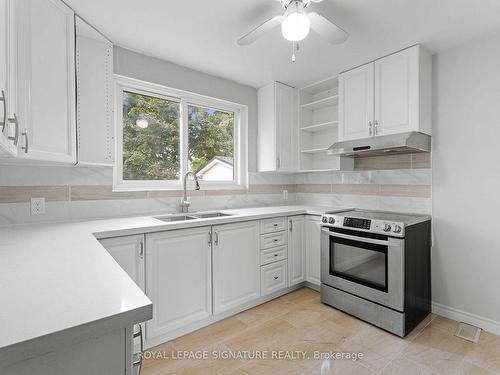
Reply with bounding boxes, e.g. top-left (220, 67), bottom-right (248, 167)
top-left (0, 154), bottom-right (431, 225)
